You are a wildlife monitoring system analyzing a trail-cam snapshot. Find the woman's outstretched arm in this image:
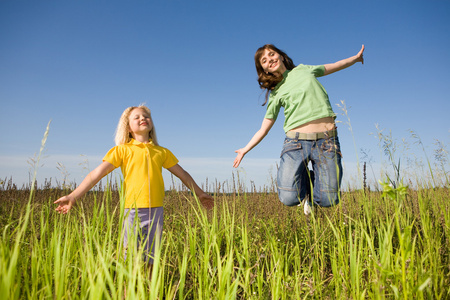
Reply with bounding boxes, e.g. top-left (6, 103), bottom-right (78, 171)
top-left (323, 45), bottom-right (365, 76)
top-left (233, 118), bottom-right (275, 168)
